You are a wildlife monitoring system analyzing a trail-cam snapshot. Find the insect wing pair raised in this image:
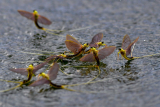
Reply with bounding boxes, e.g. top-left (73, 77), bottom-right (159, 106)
top-left (18, 10), bottom-right (52, 25)
top-left (29, 63), bottom-right (59, 86)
